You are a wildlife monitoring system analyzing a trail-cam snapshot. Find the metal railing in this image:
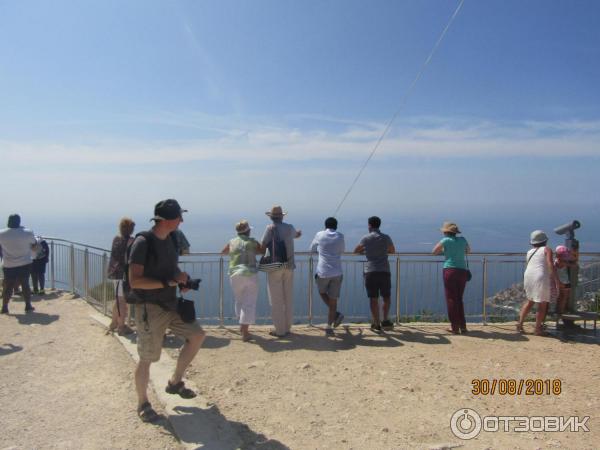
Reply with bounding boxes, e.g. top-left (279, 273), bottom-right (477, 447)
top-left (41, 238), bottom-right (600, 326)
